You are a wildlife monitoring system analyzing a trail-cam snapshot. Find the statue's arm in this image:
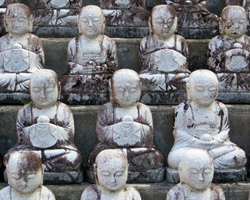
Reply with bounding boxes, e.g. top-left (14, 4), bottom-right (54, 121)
top-left (213, 103), bottom-right (230, 142)
top-left (31, 36), bottom-right (45, 67)
top-left (106, 39), bottom-right (118, 72)
top-left (16, 106), bottom-right (31, 143)
top-left (207, 38), bottom-right (223, 72)
top-left (139, 37), bottom-right (153, 72)
top-left (96, 104), bottom-right (113, 142)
